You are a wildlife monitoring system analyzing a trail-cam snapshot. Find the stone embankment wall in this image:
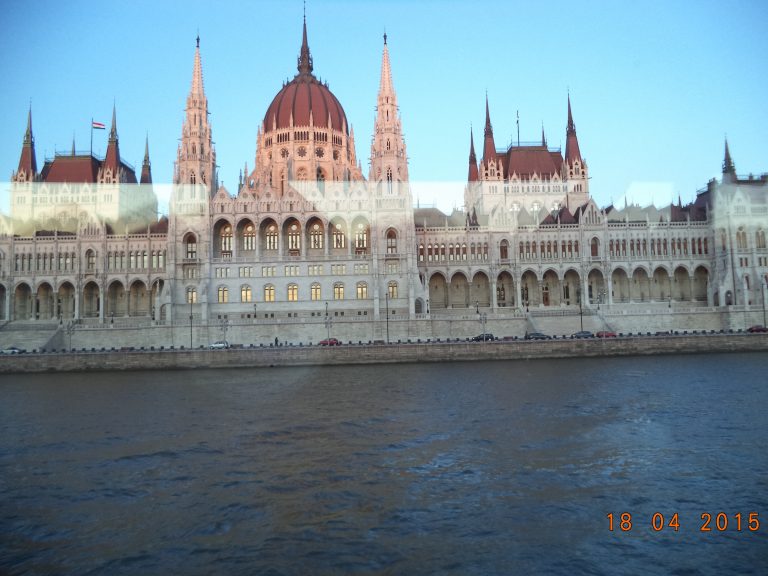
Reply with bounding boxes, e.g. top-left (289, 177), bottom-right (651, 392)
top-left (1, 333), bottom-right (766, 374)
top-left (27, 307), bottom-right (768, 353)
